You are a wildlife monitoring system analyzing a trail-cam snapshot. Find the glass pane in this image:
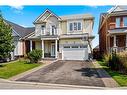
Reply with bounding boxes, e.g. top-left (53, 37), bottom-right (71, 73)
top-left (41, 25), bottom-right (45, 34)
top-left (123, 17), bottom-right (127, 27)
top-left (74, 22), bottom-right (77, 30)
top-left (69, 23), bottom-right (73, 31)
top-left (78, 22), bottom-right (81, 30)
top-left (116, 18), bottom-right (120, 28)
top-left (52, 26), bottom-right (56, 35)
top-left (72, 46), bottom-right (79, 48)
top-left (64, 46), bottom-right (70, 48)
